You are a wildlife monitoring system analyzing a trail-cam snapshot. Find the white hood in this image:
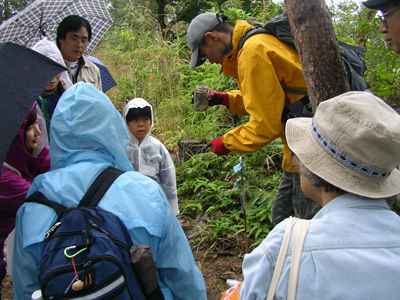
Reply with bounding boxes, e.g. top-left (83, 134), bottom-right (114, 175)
top-left (123, 98), bottom-right (179, 214)
top-left (31, 37), bottom-right (73, 89)
top-left (123, 97), bottom-right (154, 142)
